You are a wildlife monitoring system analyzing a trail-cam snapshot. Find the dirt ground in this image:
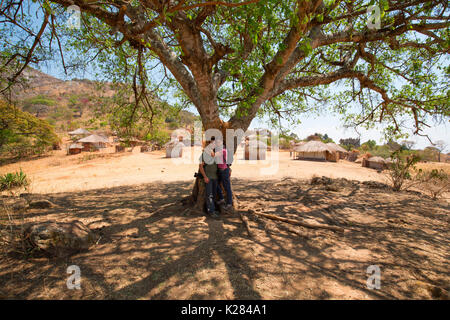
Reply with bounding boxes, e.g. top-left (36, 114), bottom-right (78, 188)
top-left (0, 148), bottom-right (387, 194)
top-left (0, 149), bottom-right (449, 300)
